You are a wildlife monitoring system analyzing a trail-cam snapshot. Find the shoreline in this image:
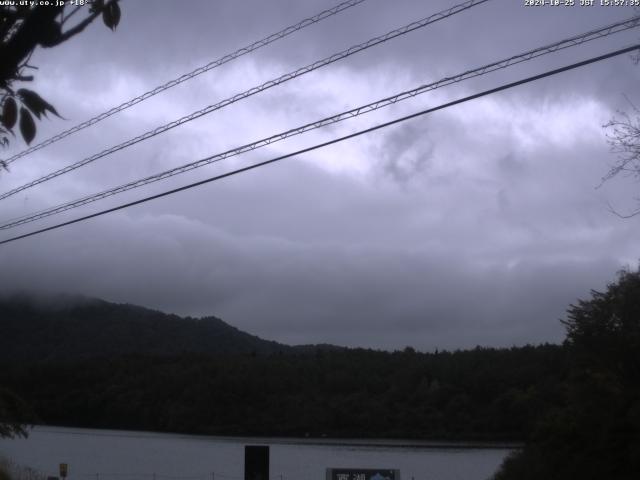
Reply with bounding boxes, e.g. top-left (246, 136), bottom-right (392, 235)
top-left (25, 425), bottom-right (522, 450)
